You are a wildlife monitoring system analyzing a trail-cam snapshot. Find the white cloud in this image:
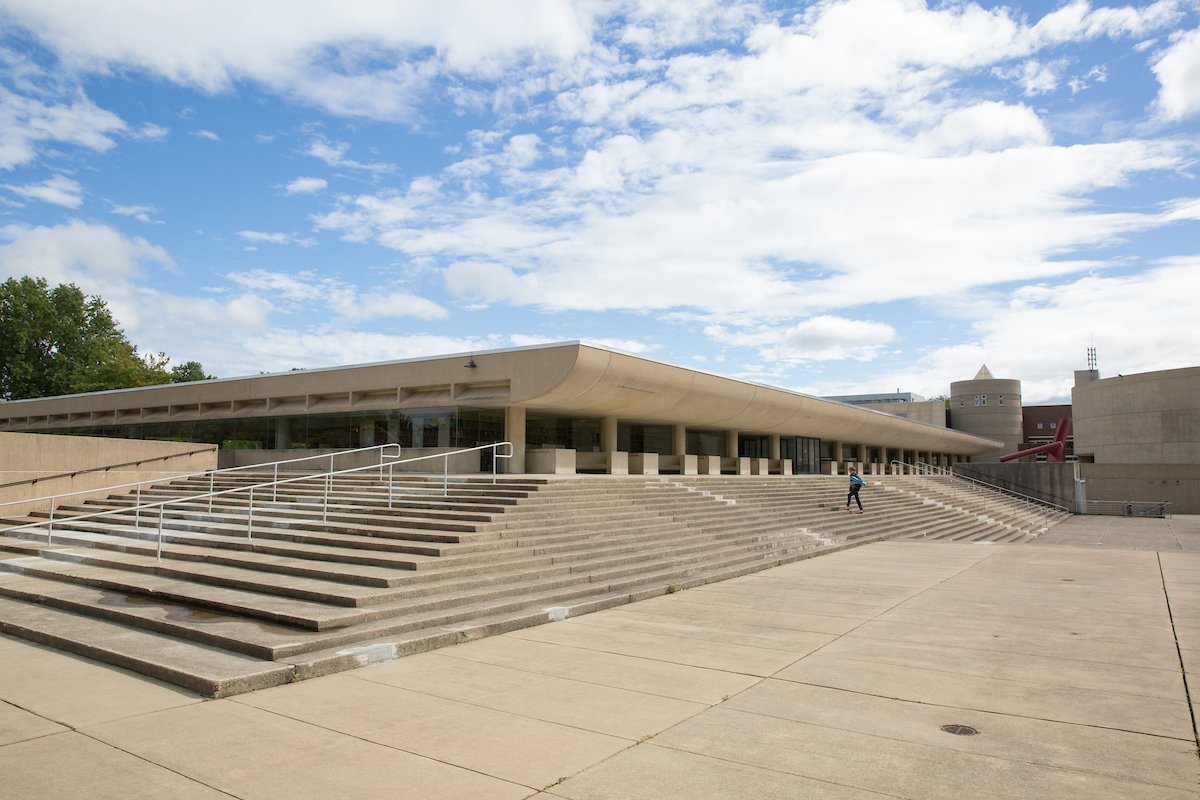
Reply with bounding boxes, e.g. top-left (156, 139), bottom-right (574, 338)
top-left (226, 269), bottom-right (323, 302)
top-left (236, 230), bottom-right (317, 246)
top-left (0, 220), bottom-right (175, 333)
top-left (3, 174), bottom-right (84, 207)
top-left (304, 137), bottom-right (394, 172)
top-left (706, 316), bottom-right (897, 363)
top-left (129, 122), bottom-right (169, 140)
top-left (235, 330), bottom-right (505, 374)
top-left (0, 86), bottom-right (126, 169)
top-left (237, 230), bottom-right (290, 244)
top-left (190, 129), bottom-right (219, 141)
top-left (227, 268), bottom-right (447, 321)
top-left (327, 289), bottom-right (448, 321)
top-left (1152, 26), bottom-right (1200, 119)
top-left (285, 176), bottom-right (327, 194)
top-left (110, 203), bottom-right (160, 223)
top-left (798, 259), bottom-right (1200, 403)
top-left (0, 1), bottom-right (595, 121)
